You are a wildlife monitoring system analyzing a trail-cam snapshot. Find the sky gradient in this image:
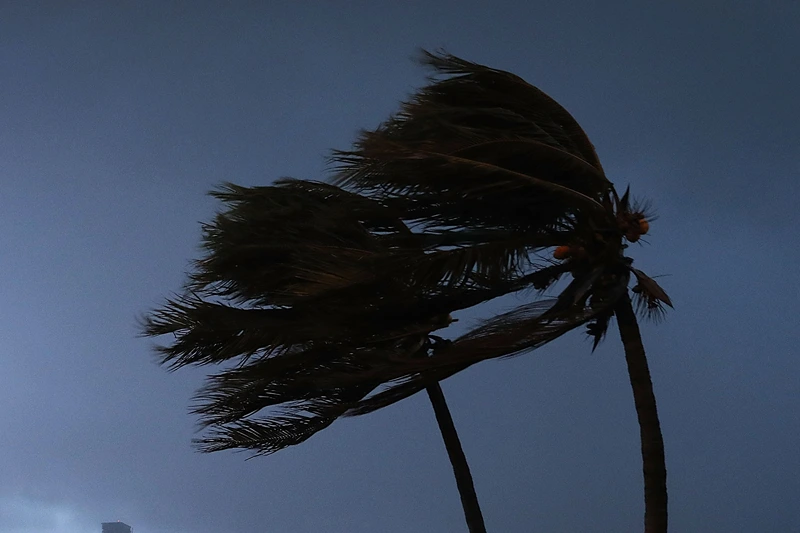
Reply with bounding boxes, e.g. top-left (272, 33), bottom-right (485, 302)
top-left (1, 2), bottom-right (798, 532)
